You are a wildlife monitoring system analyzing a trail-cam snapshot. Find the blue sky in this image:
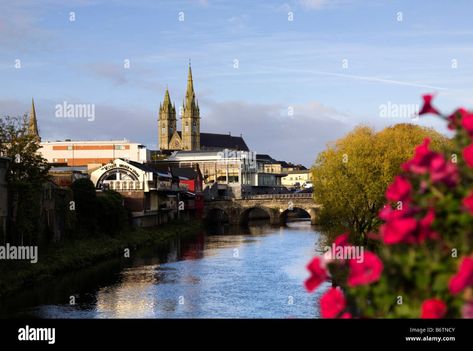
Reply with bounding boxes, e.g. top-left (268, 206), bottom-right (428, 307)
top-left (1, 0), bottom-right (473, 166)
